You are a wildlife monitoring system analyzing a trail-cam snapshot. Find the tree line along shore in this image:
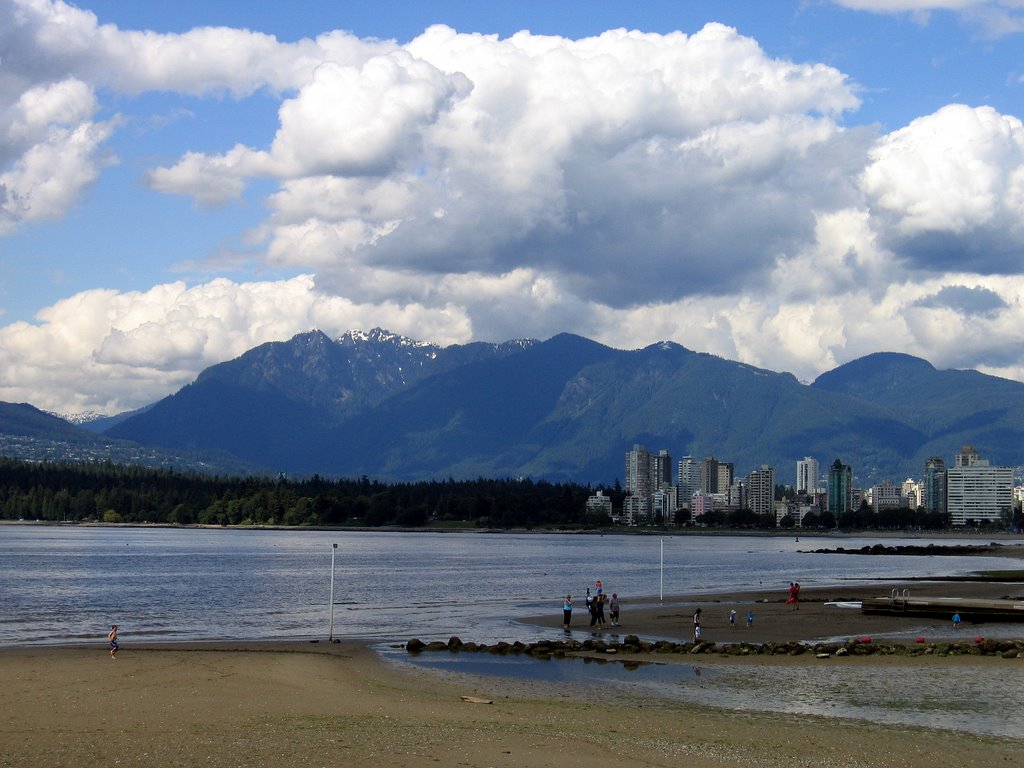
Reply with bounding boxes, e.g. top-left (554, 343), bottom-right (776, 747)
top-left (0, 456), bottom-right (975, 530)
